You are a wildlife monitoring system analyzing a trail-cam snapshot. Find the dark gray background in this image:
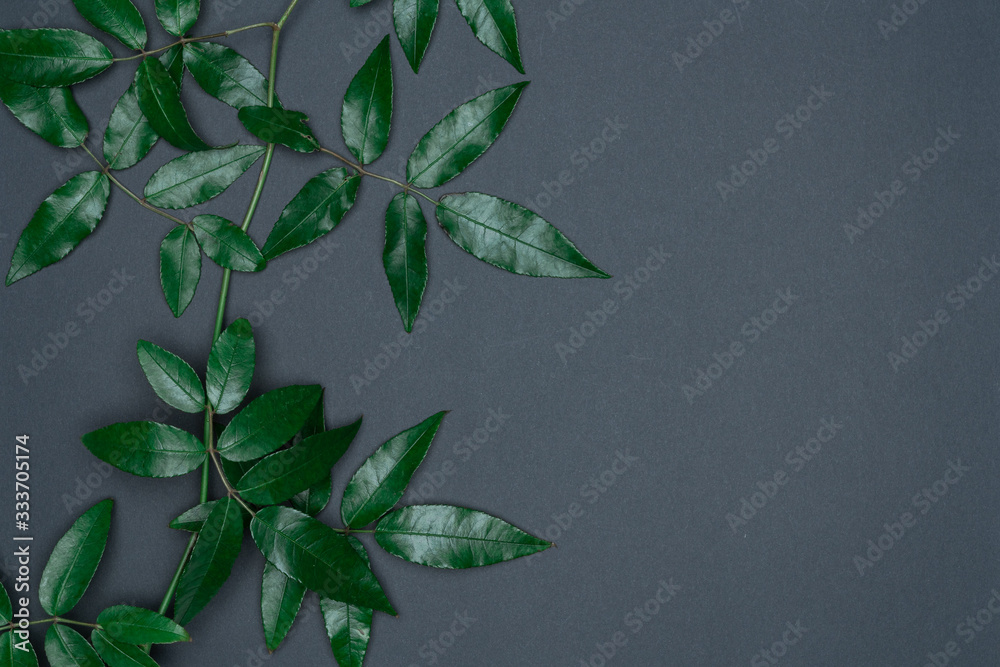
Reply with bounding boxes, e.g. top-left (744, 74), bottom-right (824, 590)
top-left (2, 1), bottom-right (999, 665)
